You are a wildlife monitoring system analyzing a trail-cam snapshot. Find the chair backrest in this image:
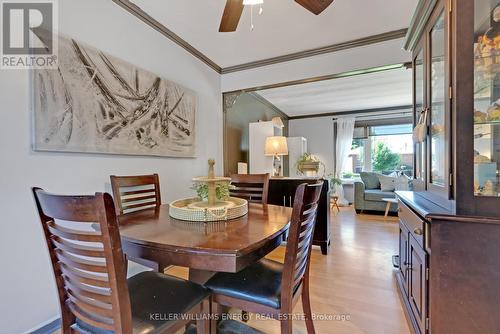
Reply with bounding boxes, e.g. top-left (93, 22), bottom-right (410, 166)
top-left (32, 188), bottom-right (132, 334)
top-left (229, 173), bottom-right (270, 204)
top-left (110, 174), bottom-right (161, 215)
top-left (281, 182), bottom-right (323, 306)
